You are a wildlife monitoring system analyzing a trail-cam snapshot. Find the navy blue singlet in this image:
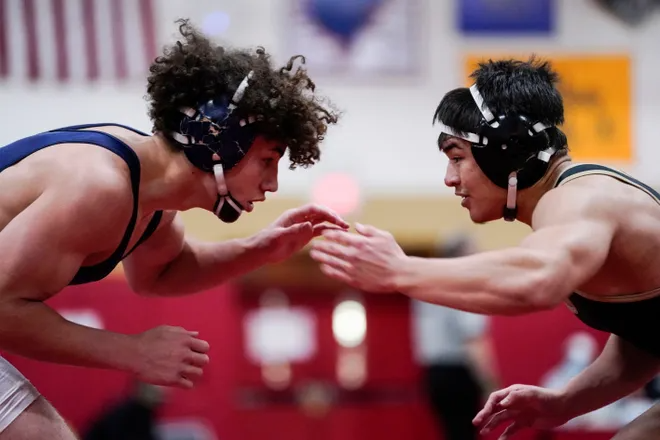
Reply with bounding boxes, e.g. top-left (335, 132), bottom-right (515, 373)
top-left (0, 123), bottom-right (163, 285)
